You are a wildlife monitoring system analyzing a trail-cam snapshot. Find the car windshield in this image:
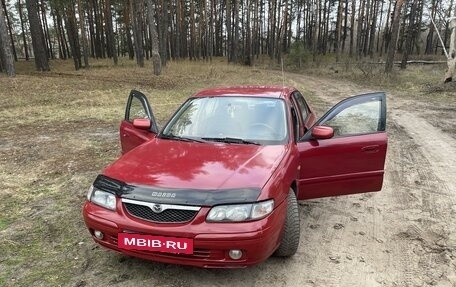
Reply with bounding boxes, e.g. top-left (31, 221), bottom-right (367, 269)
top-left (161, 96), bottom-right (288, 145)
